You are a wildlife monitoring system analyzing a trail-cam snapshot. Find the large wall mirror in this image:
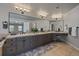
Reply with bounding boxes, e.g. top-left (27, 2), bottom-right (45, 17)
top-left (8, 12), bottom-right (64, 34)
top-left (49, 20), bottom-right (64, 32)
top-left (8, 12), bottom-right (40, 34)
